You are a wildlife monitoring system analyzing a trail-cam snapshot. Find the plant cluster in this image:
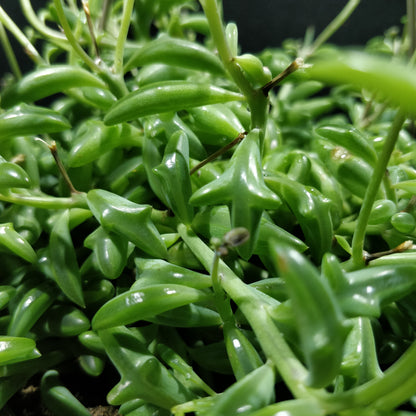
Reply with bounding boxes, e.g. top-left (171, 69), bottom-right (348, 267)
top-left (2, 0), bottom-right (416, 415)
